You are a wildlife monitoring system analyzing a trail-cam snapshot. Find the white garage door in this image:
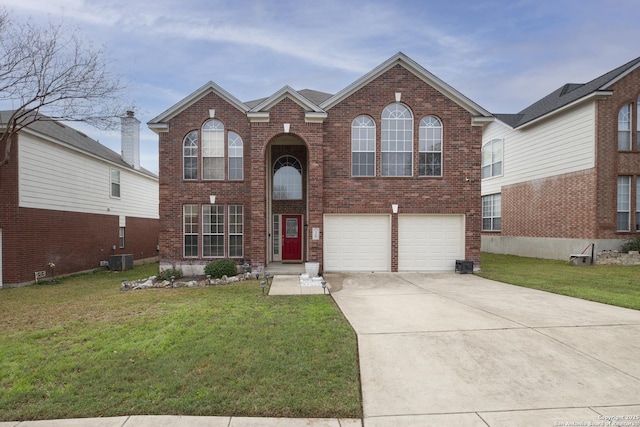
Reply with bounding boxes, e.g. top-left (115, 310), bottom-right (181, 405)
top-left (398, 215), bottom-right (465, 271)
top-left (324, 215), bottom-right (390, 272)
